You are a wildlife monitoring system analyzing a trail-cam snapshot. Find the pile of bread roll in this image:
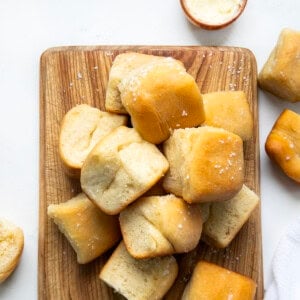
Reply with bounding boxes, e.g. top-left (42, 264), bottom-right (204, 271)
top-left (48, 52), bottom-right (259, 299)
